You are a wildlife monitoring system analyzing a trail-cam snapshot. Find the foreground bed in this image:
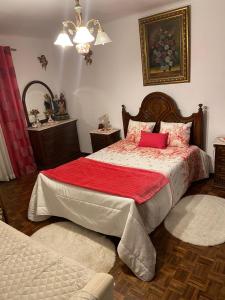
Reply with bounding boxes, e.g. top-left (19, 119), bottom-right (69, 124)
top-left (0, 221), bottom-right (114, 300)
top-left (28, 92), bottom-right (209, 281)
